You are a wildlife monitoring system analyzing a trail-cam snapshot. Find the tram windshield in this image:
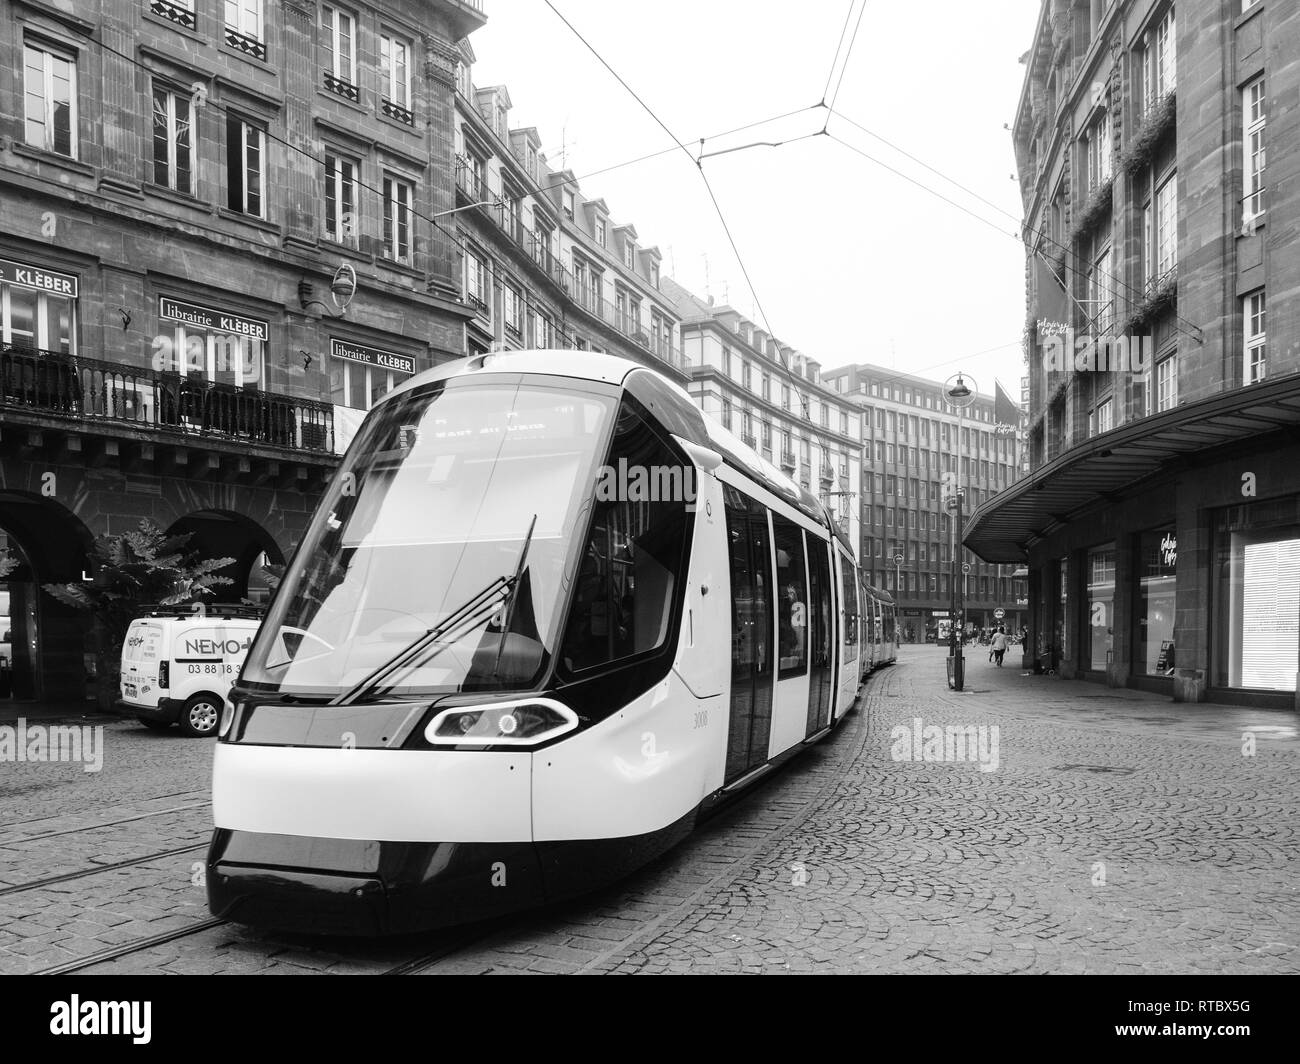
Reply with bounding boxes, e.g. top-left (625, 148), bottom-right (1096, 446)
top-left (240, 380), bottom-right (617, 697)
